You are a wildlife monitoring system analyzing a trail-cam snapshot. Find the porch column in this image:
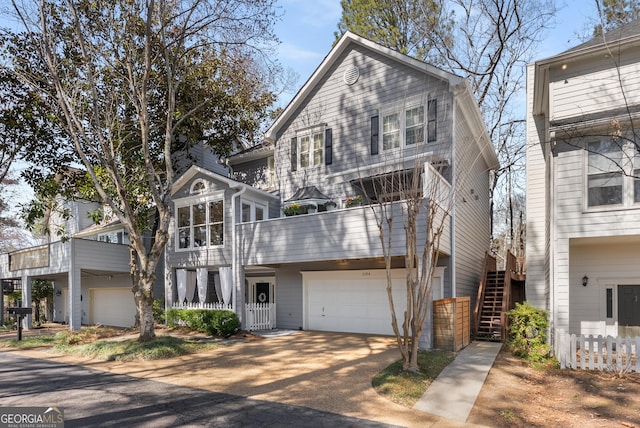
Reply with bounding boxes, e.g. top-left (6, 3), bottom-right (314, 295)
top-left (235, 265), bottom-right (246, 328)
top-left (68, 238), bottom-right (82, 331)
top-left (20, 274), bottom-right (32, 330)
